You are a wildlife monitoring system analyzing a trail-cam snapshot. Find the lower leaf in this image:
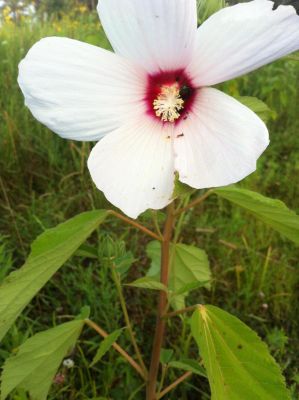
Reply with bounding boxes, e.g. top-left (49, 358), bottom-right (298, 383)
top-left (191, 305), bottom-right (291, 400)
top-left (1, 318), bottom-right (85, 400)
